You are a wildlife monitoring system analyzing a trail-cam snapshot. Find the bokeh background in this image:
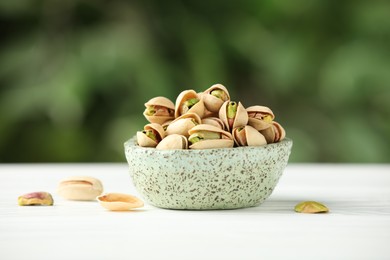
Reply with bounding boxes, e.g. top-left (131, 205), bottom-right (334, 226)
top-left (1, 0), bottom-right (389, 163)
